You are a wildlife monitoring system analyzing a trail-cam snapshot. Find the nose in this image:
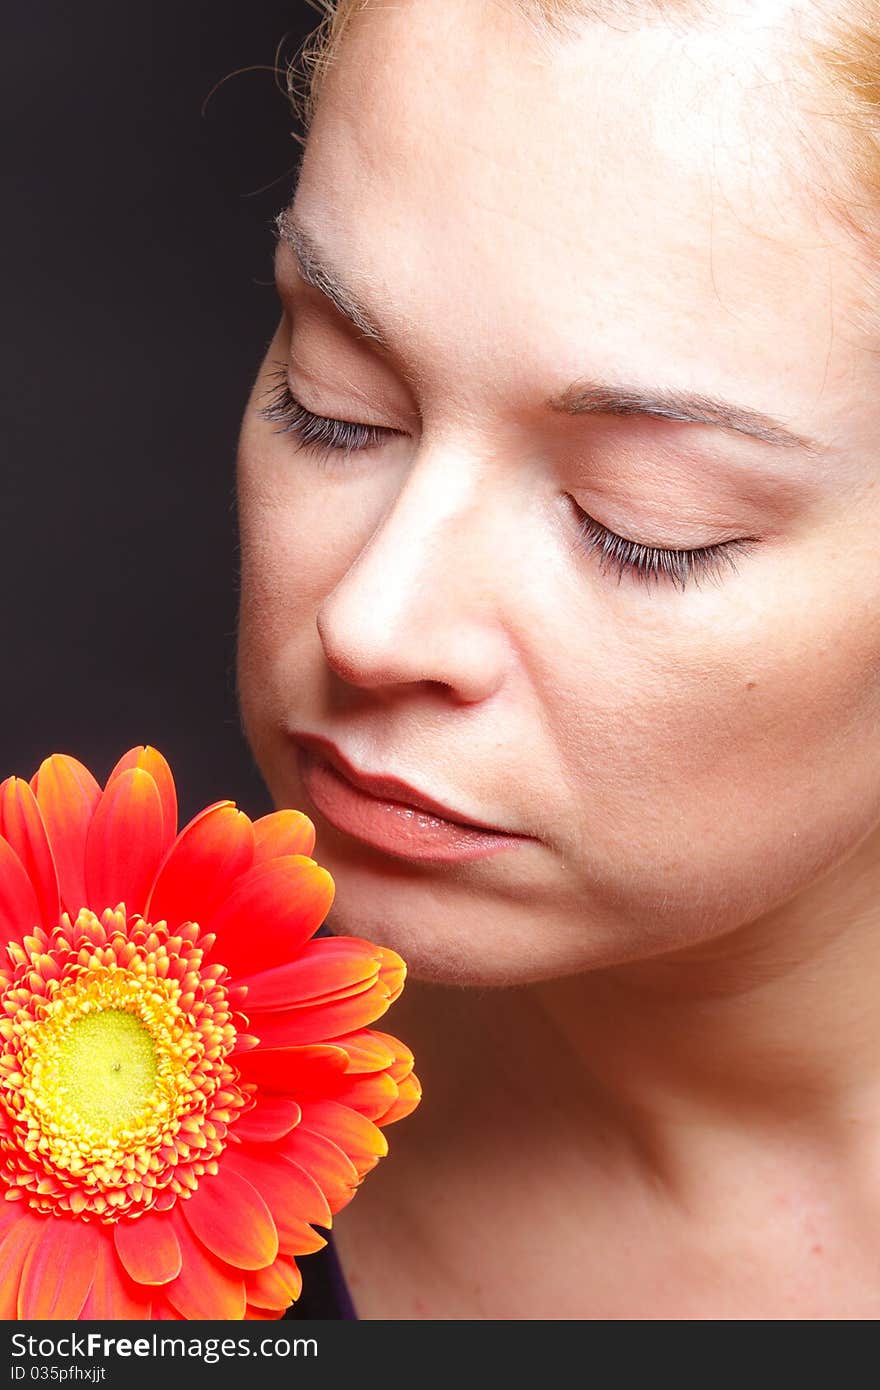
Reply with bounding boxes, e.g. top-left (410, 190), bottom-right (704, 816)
top-left (315, 442), bottom-right (513, 704)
